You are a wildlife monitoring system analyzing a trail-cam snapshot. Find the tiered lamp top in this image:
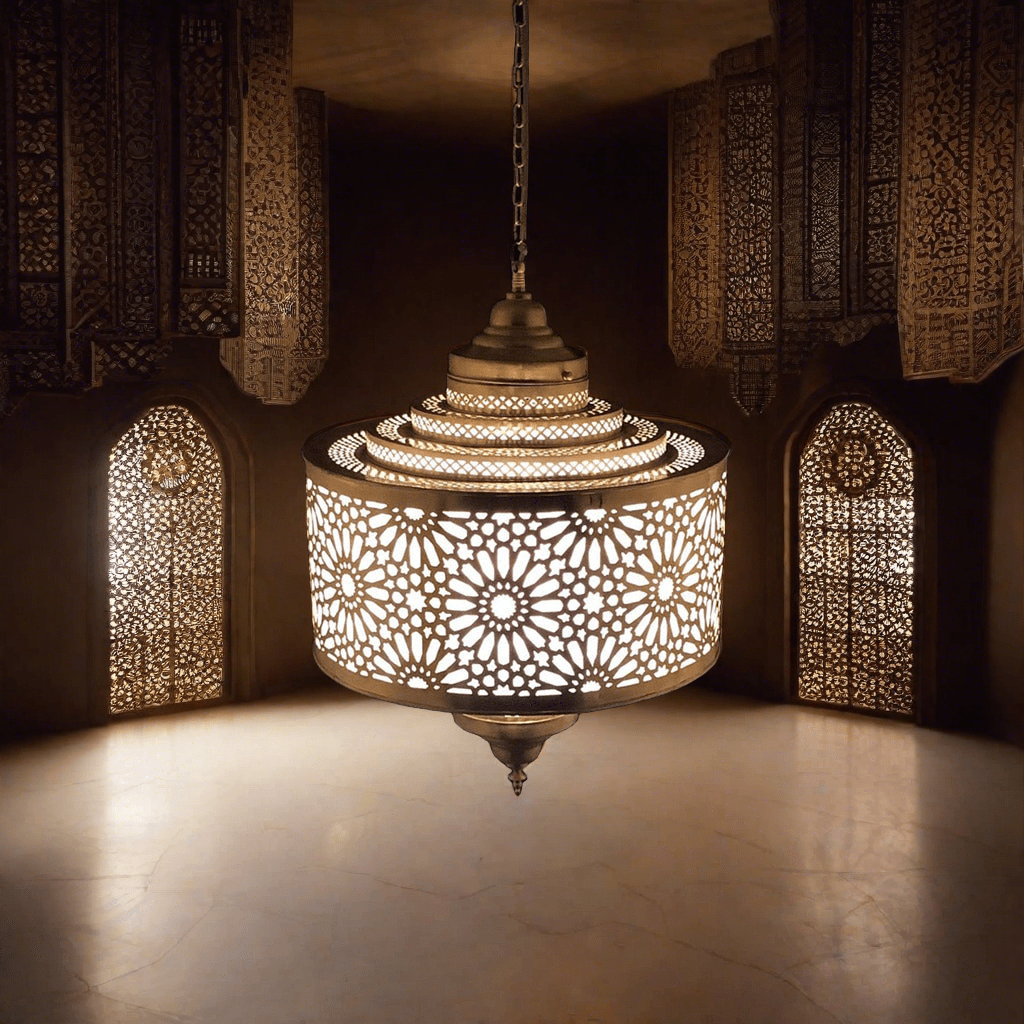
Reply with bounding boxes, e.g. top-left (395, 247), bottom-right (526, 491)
top-left (305, 294), bottom-right (728, 504)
